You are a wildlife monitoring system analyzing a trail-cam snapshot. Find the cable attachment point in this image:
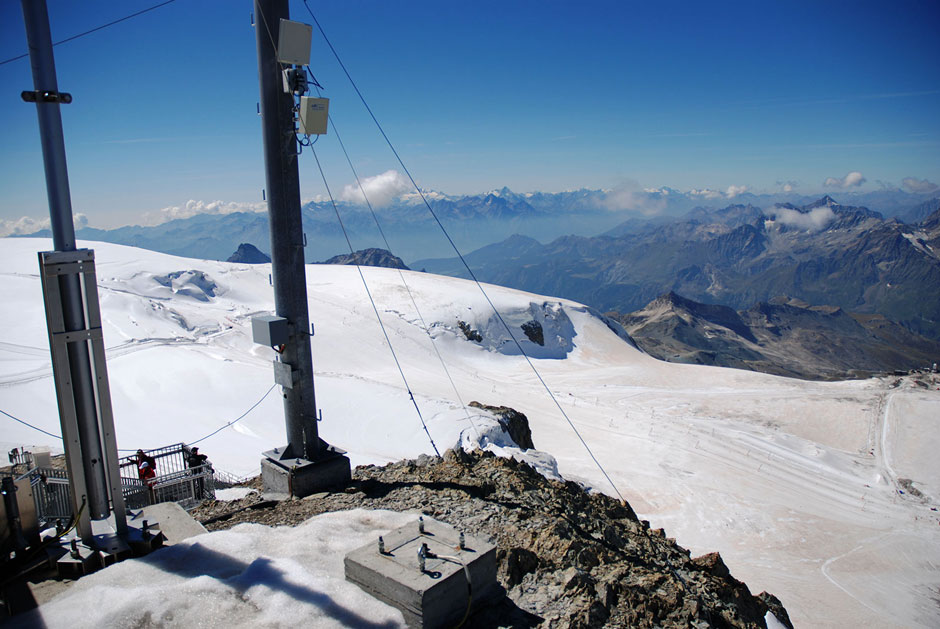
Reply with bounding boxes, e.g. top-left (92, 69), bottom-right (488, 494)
top-left (21, 90), bottom-right (72, 104)
top-left (281, 66), bottom-right (308, 95)
top-left (304, 67), bottom-right (323, 90)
